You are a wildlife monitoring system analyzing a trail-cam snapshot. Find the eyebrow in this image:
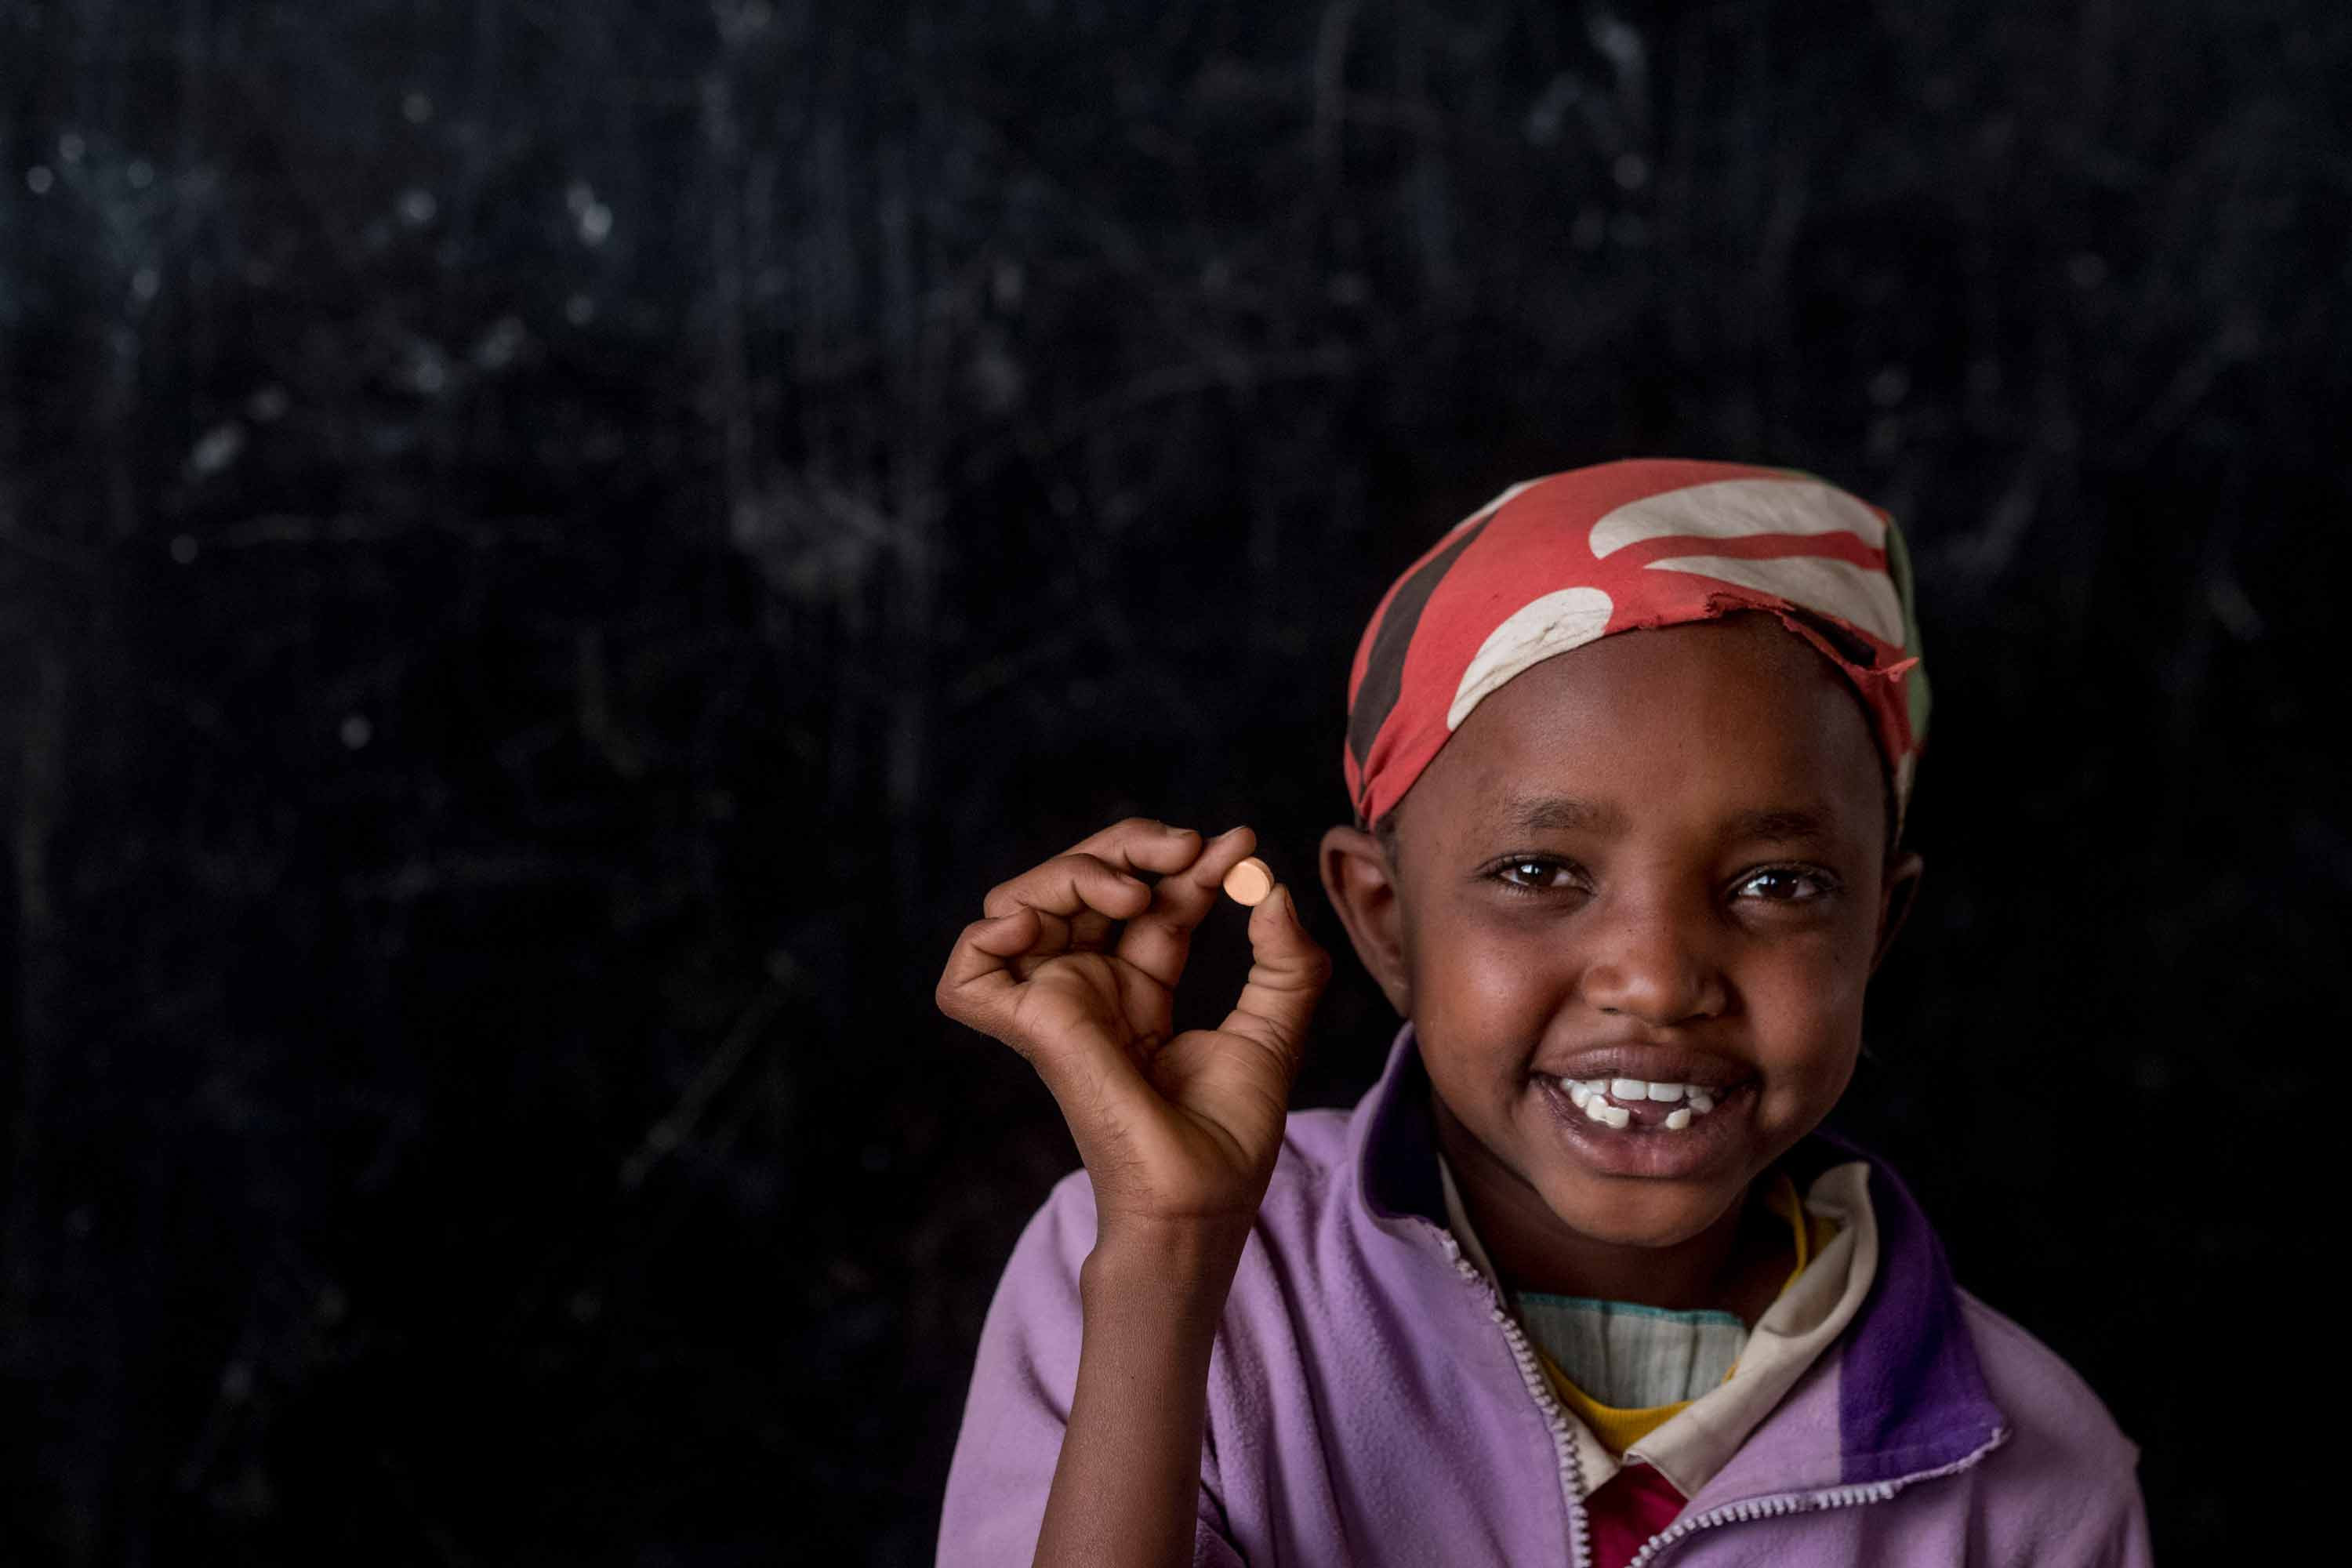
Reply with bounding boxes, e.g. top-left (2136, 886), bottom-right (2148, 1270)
top-left (1720, 808), bottom-right (1839, 845)
top-left (1495, 794), bottom-right (1628, 835)
top-left (1492, 794), bottom-right (1840, 844)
